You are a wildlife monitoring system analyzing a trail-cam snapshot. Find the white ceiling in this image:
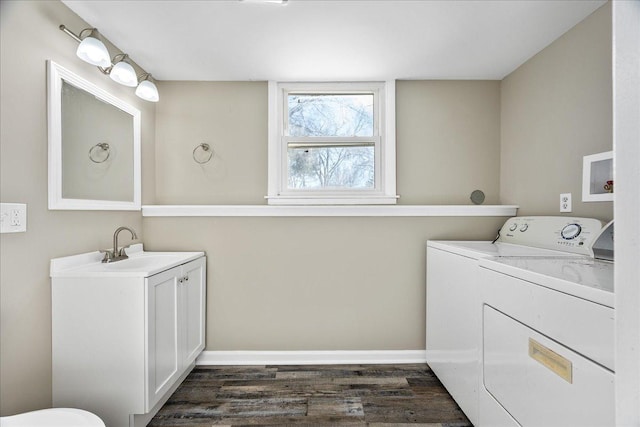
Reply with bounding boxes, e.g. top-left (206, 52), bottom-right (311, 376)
top-left (61, 0), bottom-right (606, 82)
